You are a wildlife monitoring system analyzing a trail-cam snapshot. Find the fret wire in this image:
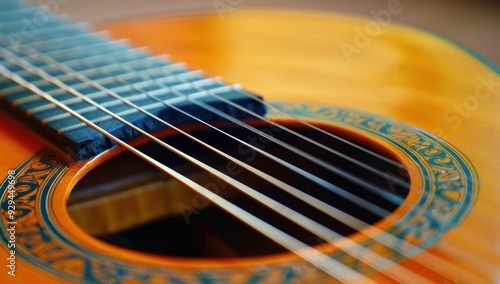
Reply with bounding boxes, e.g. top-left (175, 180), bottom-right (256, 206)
top-left (30, 84), bottom-right (147, 115)
top-left (76, 58), bottom-right (160, 78)
top-left (0, 20), bottom-right (85, 40)
top-left (0, 37), bottom-right (134, 68)
top-left (0, 63), bottom-right (374, 284)
top-left (21, 66), bottom-right (207, 116)
top-left (56, 91), bottom-right (211, 131)
top-left (34, 41), bottom-right (132, 64)
top-left (44, 85), bottom-right (197, 124)
top-left (5, 43), bottom-right (145, 96)
top-left (0, 16), bottom-right (66, 31)
top-left (6, 65), bottom-right (162, 110)
top-left (26, 70), bottom-right (207, 121)
top-left (0, 23), bottom-right (91, 62)
top-left (35, 92), bottom-right (145, 119)
top-left (3, 74), bottom-right (90, 99)
top-left (0, 45), bottom-right (173, 96)
top-left (2, 26), bottom-right (92, 54)
top-left (62, 47), bottom-right (150, 70)
top-left (3, 48), bottom-right (150, 103)
top-left (35, 39), bottom-right (128, 60)
top-left (55, 86), bottom-right (216, 133)
top-left (27, 31), bottom-right (110, 50)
